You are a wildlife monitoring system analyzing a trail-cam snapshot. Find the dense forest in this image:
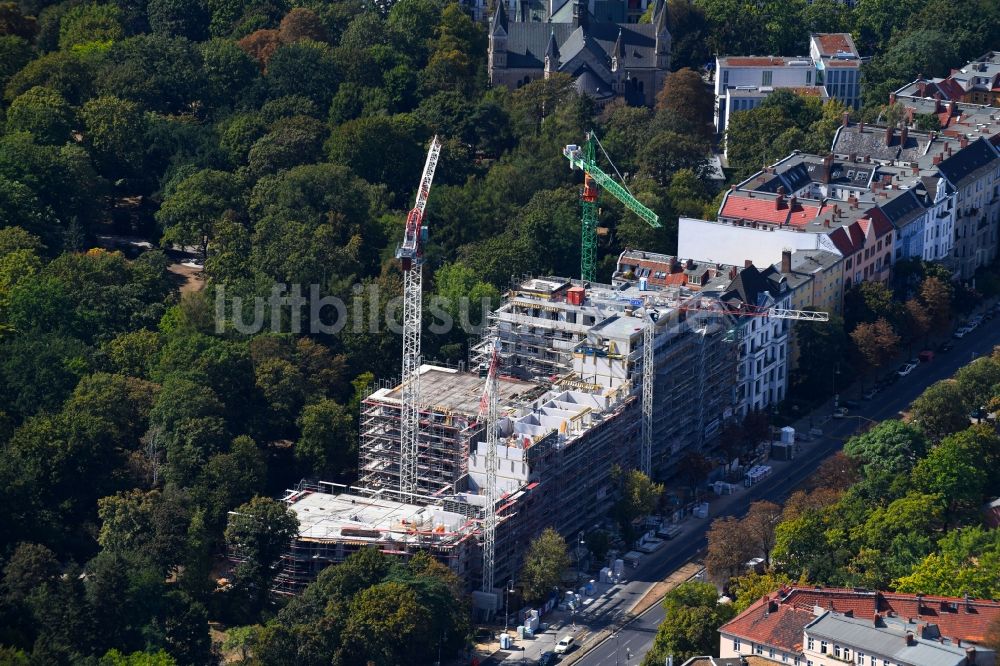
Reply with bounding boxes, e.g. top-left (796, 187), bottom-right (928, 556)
top-left (1, 0), bottom-right (1000, 662)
